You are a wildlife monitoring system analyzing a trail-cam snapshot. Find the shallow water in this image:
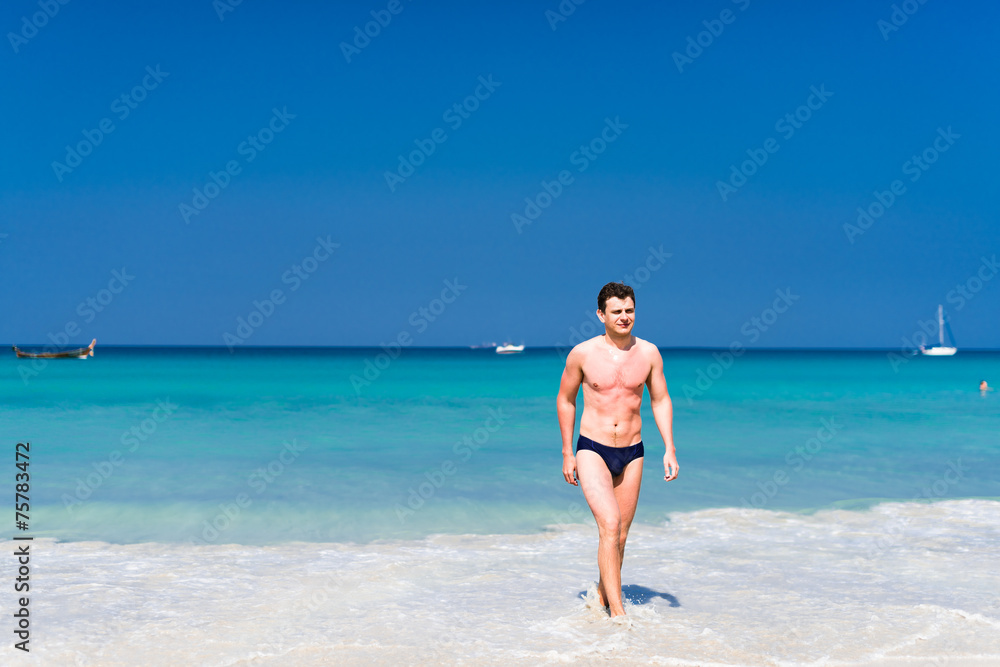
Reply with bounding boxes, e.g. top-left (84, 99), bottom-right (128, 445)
top-left (9, 501), bottom-right (1000, 665)
top-left (3, 347), bottom-right (998, 544)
